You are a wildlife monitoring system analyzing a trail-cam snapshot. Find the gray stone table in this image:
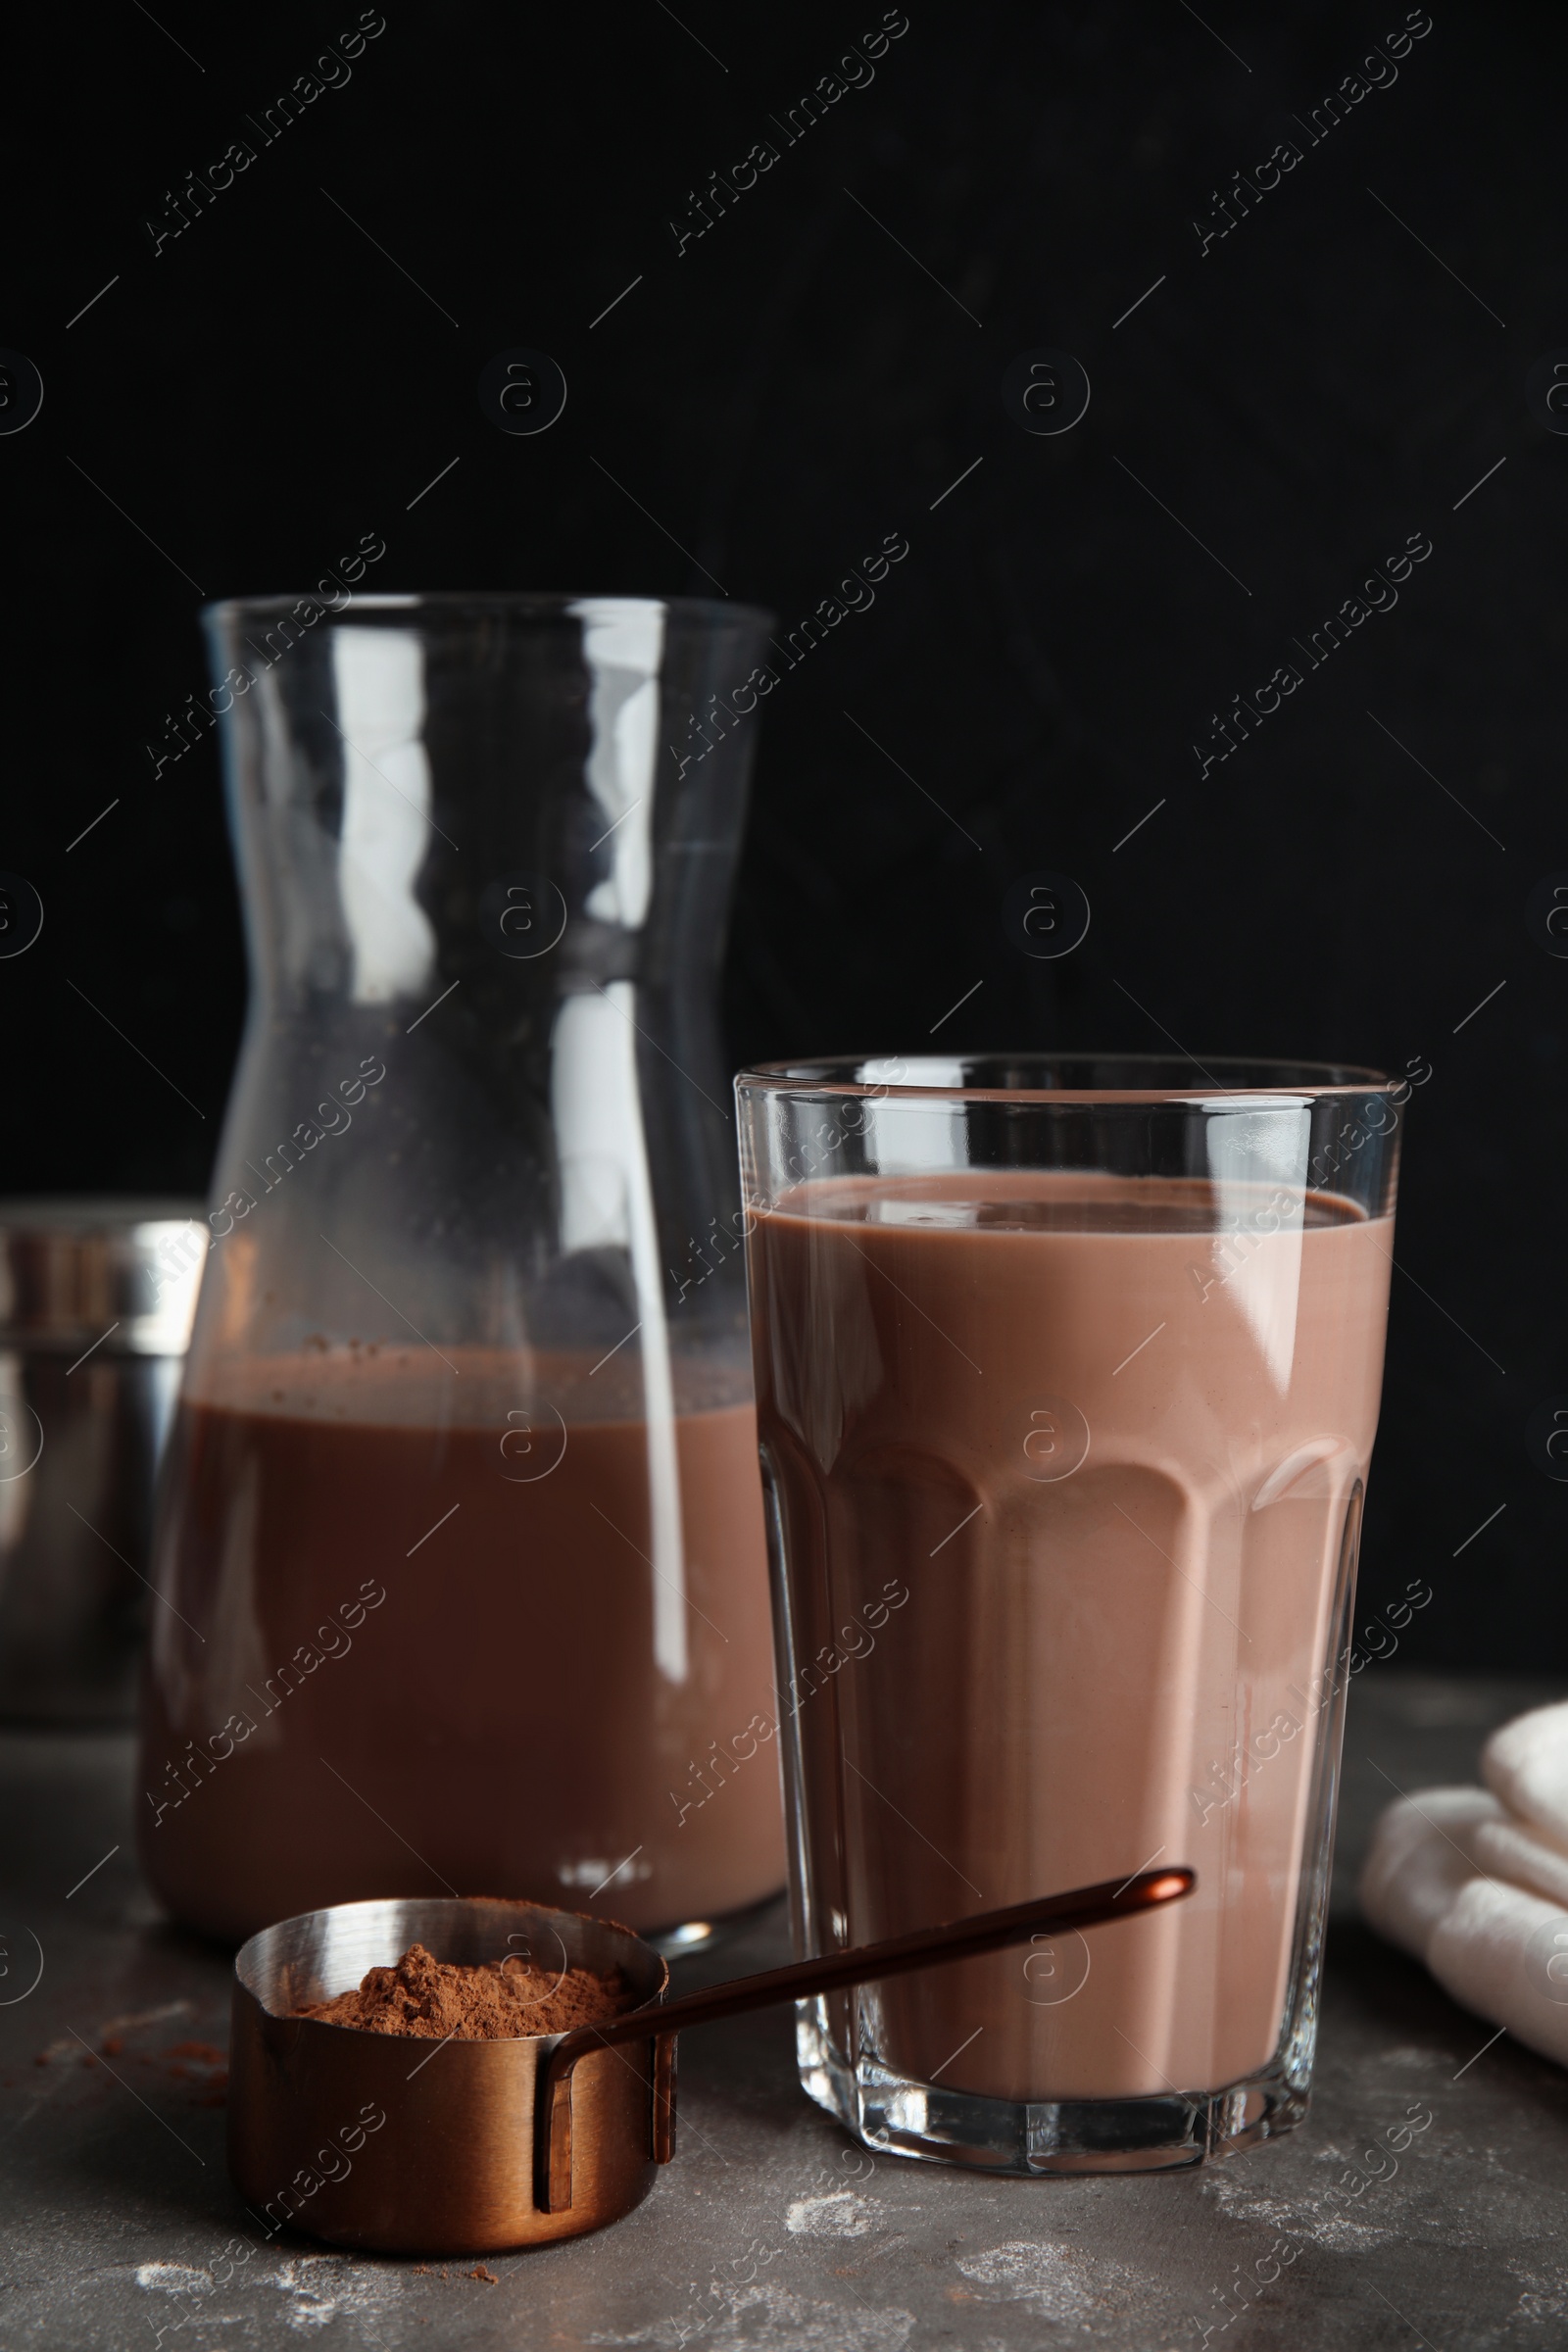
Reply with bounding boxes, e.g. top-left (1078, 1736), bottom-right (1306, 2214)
top-left (4, 1674), bottom-right (1566, 2351)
